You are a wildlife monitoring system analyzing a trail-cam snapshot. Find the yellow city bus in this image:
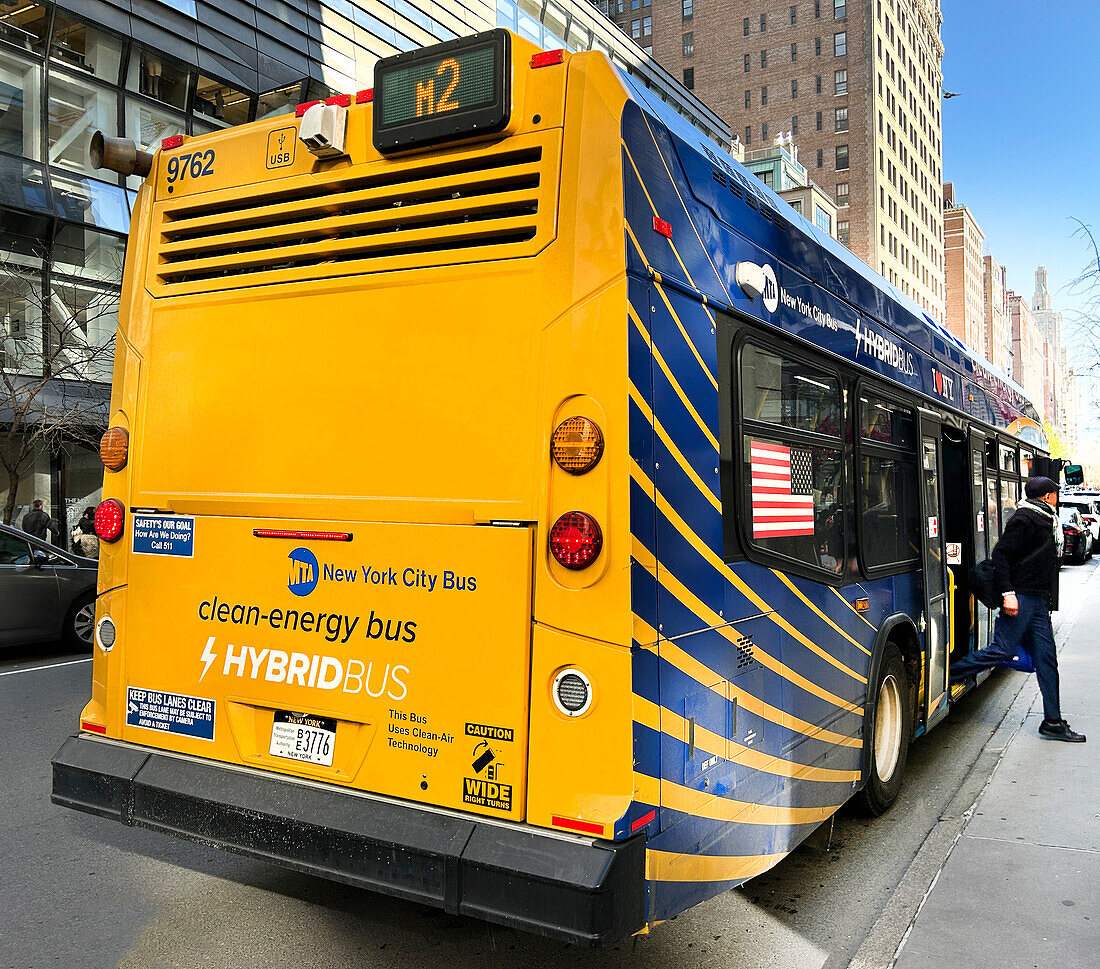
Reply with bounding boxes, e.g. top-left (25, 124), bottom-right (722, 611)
top-left (53, 27), bottom-right (1049, 944)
